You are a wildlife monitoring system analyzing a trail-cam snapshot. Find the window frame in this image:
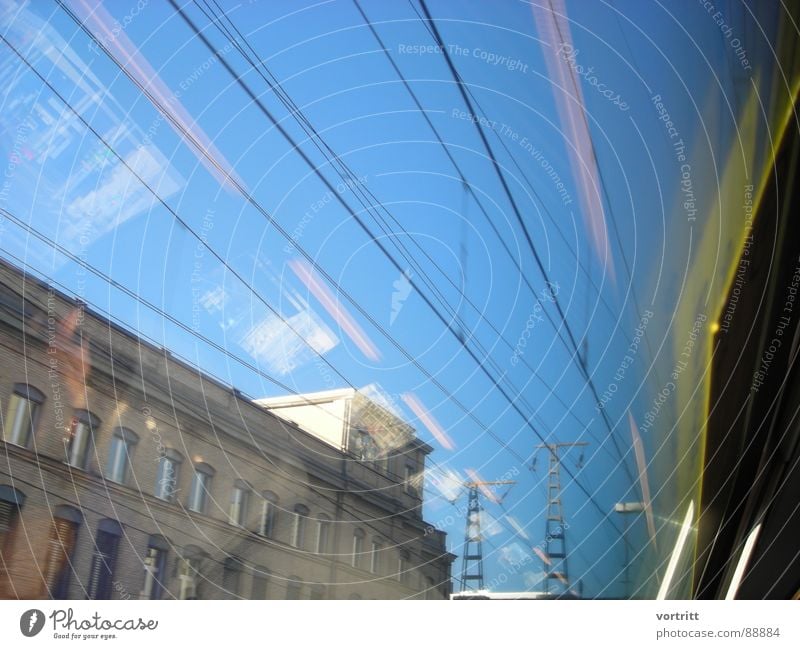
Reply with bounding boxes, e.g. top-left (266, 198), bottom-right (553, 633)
top-left (66, 410), bottom-right (101, 470)
top-left (155, 449), bottom-right (183, 501)
top-left (105, 427), bottom-right (139, 485)
top-left (291, 504), bottom-right (309, 549)
top-left (187, 462), bottom-right (215, 514)
top-left (2, 383), bottom-right (44, 448)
